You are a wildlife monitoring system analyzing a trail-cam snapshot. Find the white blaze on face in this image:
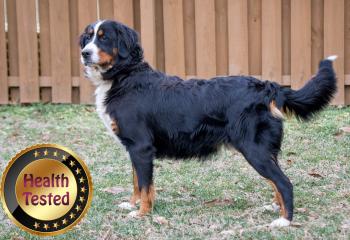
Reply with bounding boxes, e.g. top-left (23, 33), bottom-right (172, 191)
top-left (80, 20), bottom-right (104, 65)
